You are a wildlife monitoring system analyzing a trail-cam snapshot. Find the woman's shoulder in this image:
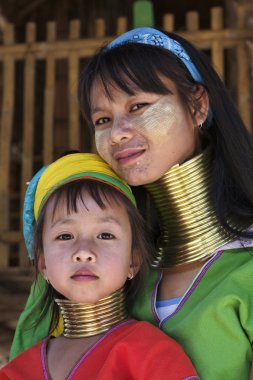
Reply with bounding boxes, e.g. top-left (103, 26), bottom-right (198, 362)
top-left (220, 245), bottom-right (253, 271)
